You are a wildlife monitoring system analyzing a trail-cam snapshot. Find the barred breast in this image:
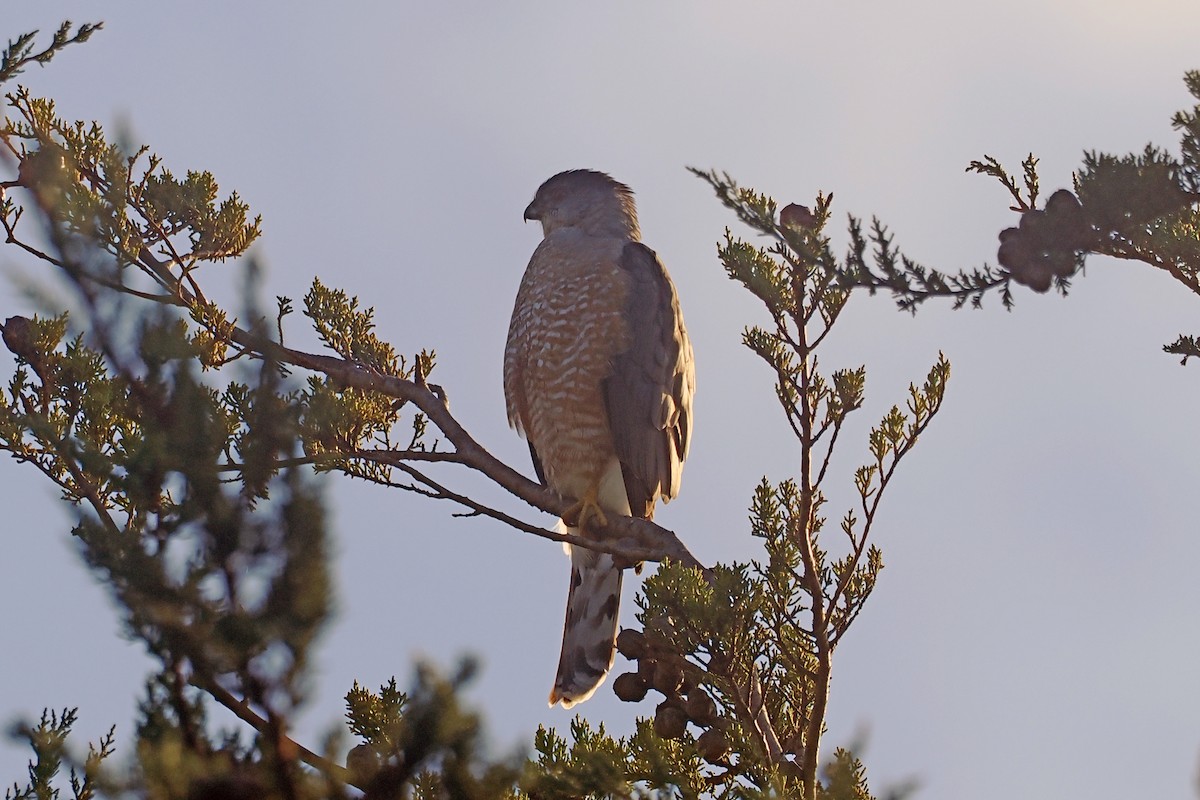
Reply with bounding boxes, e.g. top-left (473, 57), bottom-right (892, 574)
top-left (504, 230), bottom-right (631, 501)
